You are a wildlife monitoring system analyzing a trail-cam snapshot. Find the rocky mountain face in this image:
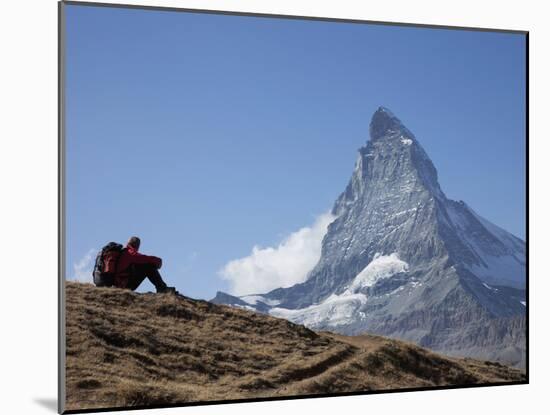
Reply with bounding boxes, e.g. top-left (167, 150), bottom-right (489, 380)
top-left (212, 107), bottom-right (526, 368)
